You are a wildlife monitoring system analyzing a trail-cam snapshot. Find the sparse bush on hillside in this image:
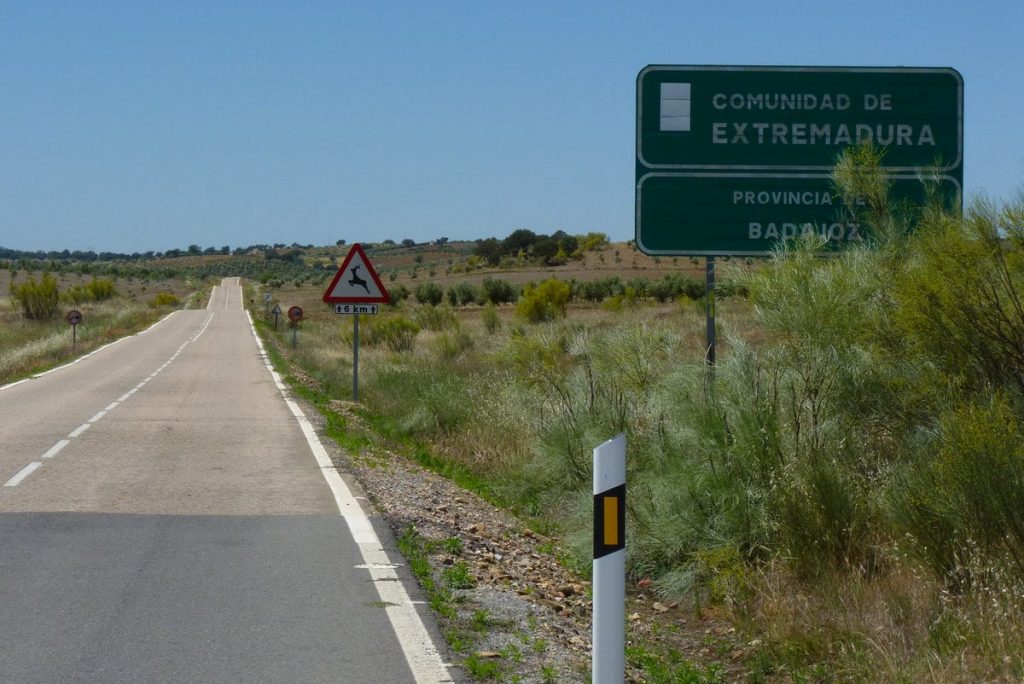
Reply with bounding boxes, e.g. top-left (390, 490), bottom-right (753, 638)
top-left (481, 278), bottom-right (518, 305)
top-left (447, 282), bottom-right (477, 307)
top-left (388, 283), bottom-right (411, 303)
top-left (414, 282), bottom-right (443, 306)
top-left (150, 292), bottom-right (180, 308)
